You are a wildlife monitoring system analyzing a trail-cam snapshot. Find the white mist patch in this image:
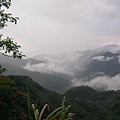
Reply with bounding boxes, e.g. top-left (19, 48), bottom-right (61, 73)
top-left (23, 62), bottom-right (74, 75)
top-left (93, 56), bottom-right (114, 61)
top-left (72, 74), bottom-right (120, 91)
top-left (23, 53), bottom-right (82, 75)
